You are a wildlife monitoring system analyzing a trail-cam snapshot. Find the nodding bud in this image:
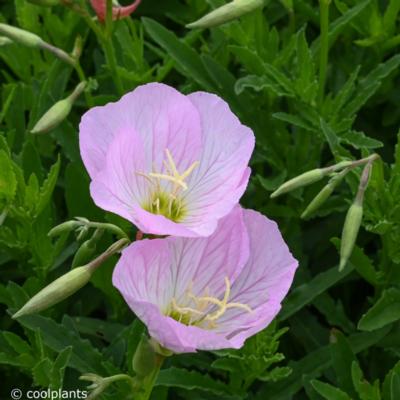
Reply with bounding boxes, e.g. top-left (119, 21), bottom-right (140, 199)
top-left (339, 162), bottom-right (372, 271)
top-left (48, 220), bottom-right (80, 237)
top-left (186, 0), bottom-right (265, 29)
top-left (339, 203), bottom-right (363, 271)
top-left (271, 169), bottom-right (326, 198)
top-left (12, 238), bottom-right (129, 318)
top-left (0, 23), bottom-right (44, 48)
top-left (301, 169), bottom-right (348, 219)
top-left (12, 265), bottom-right (95, 319)
top-left (31, 81), bottom-right (86, 134)
top-left (27, 0), bottom-right (60, 6)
